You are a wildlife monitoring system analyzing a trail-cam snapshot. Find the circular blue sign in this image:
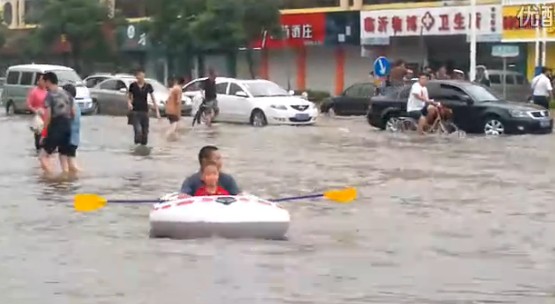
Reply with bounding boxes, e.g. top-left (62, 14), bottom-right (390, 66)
top-left (373, 56), bottom-right (391, 77)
